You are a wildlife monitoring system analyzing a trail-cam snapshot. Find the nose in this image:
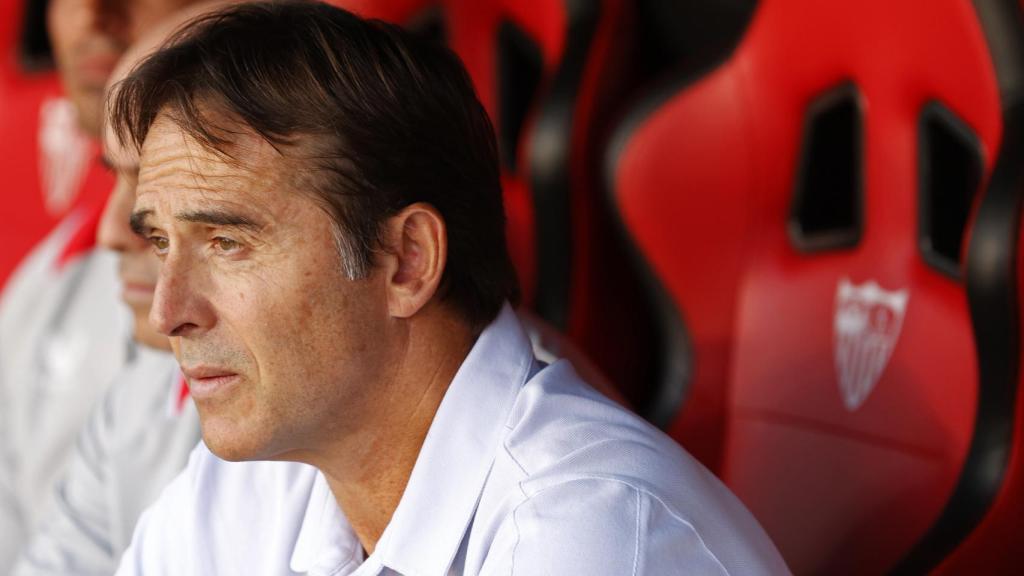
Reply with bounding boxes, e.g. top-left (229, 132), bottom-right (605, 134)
top-left (94, 0), bottom-right (130, 39)
top-left (97, 179), bottom-right (146, 254)
top-left (149, 251), bottom-right (213, 338)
